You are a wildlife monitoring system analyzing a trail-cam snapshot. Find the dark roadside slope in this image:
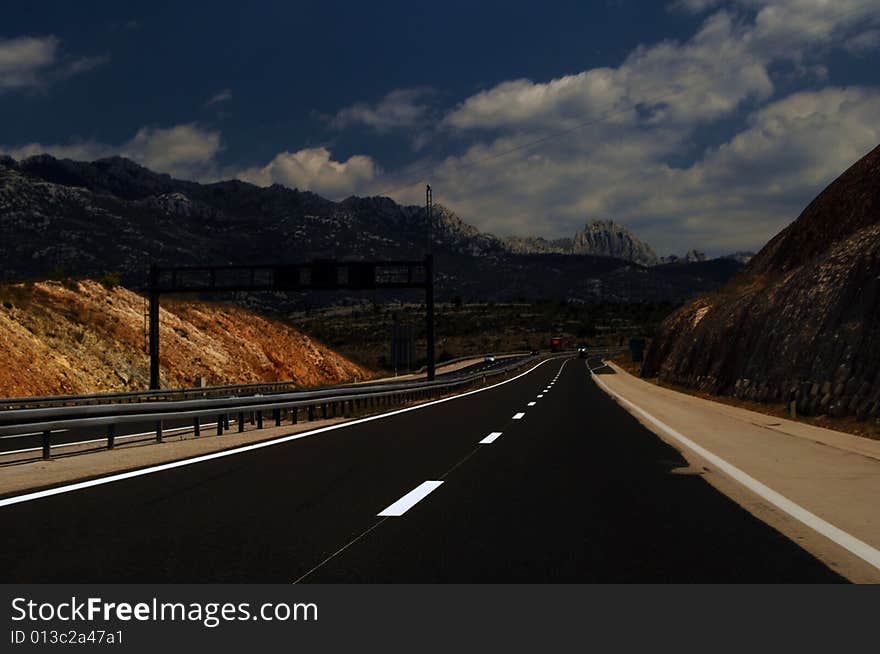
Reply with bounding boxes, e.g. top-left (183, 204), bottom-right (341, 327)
top-left (643, 143), bottom-right (880, 422)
